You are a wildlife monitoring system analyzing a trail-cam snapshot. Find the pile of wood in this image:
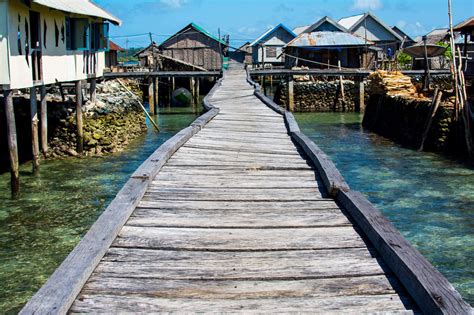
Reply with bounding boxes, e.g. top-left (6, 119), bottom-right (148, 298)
top-left (367, 70), bottom-right (422, 99)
